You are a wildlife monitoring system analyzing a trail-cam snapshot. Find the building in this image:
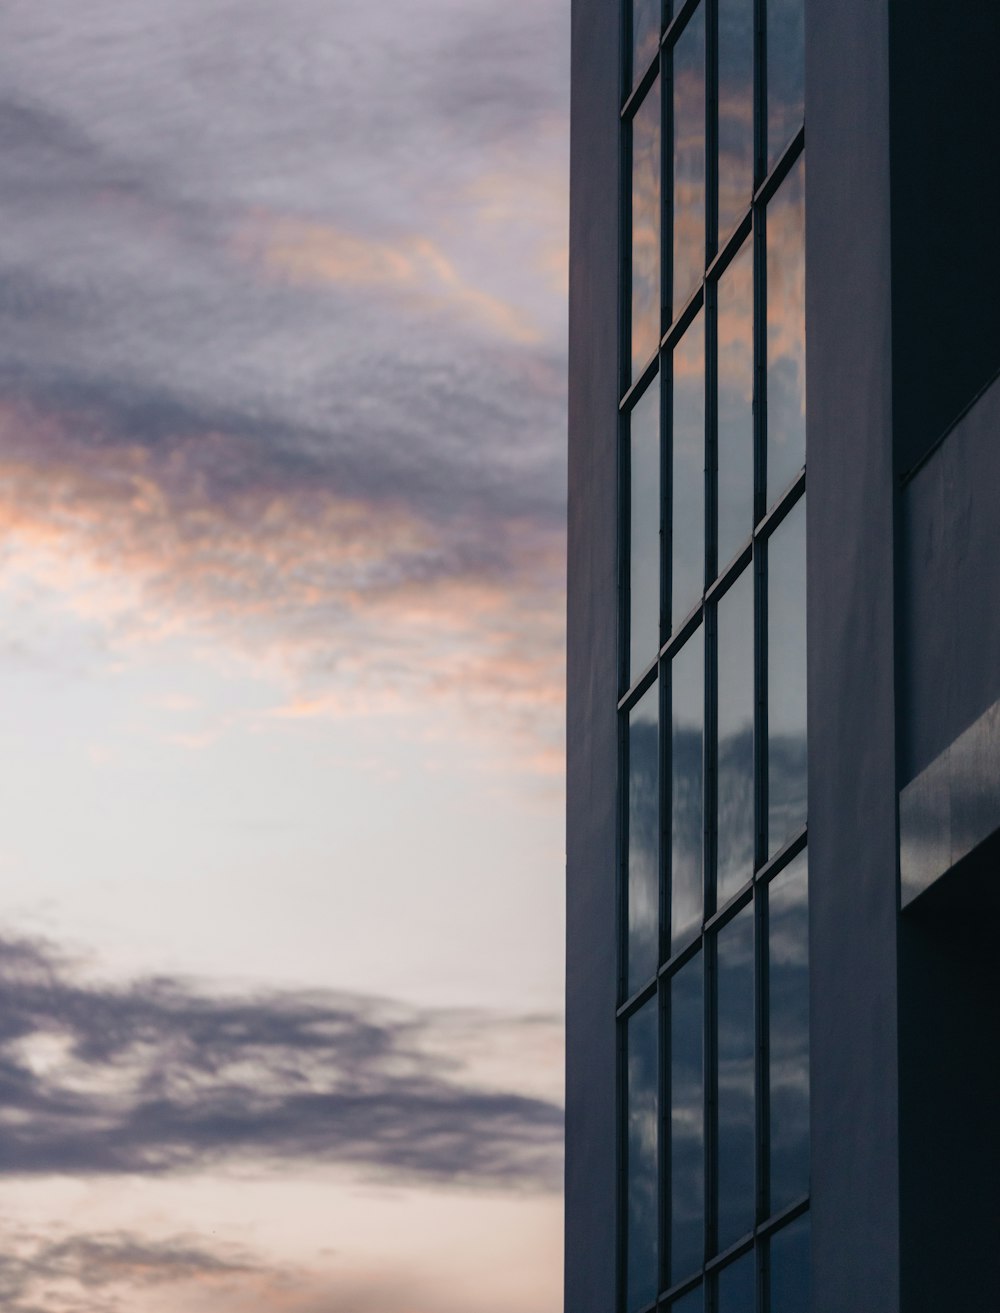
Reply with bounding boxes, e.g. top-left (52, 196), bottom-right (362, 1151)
top-left (565, 3), bottom-right (1000, 1312)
